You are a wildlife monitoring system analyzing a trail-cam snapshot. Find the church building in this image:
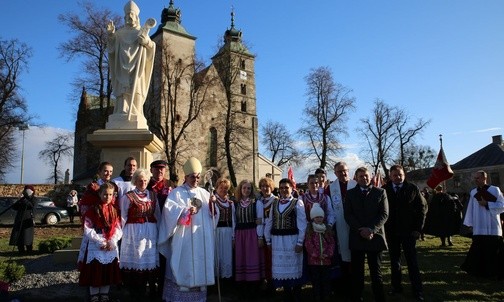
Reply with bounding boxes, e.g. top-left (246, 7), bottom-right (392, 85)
top-left (73, 1), bottom-right (280, 187)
